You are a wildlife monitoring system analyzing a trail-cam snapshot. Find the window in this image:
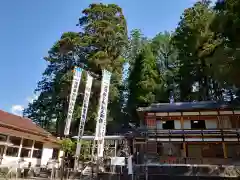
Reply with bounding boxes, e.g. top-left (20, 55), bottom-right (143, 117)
top-left (20, 148), bottom-right (31, 158)
top-left (52, 148), bottom-right (59, 159)
top-left (34, 141), bottom-right (43, 149)
top-left (0, 134), bottom-right (7, 142)
top-left (9, 136), bottom-right (21, 146)
top-left (106, 140), bottom-right (115, 147)
top-left (162, 120), bottom-right (175, 129)
top-left (191, 120), bottom-right (206, 129)
top-left (6, 147), bottom-right (19, 157)
top-left (32, 149), bottom-right (42, 159)
top-left (22, 139), bottom-right (33, 148)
